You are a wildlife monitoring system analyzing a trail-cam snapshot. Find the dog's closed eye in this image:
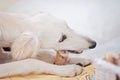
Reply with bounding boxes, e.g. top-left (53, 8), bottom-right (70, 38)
top-left (59, 33), bottom-right (67, 43)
